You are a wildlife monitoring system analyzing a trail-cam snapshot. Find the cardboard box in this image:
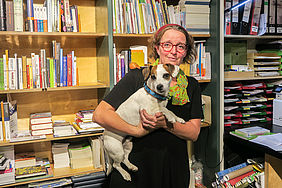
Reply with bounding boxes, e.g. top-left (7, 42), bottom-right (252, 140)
top-left (224, 71), bottom-right (254, 79)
